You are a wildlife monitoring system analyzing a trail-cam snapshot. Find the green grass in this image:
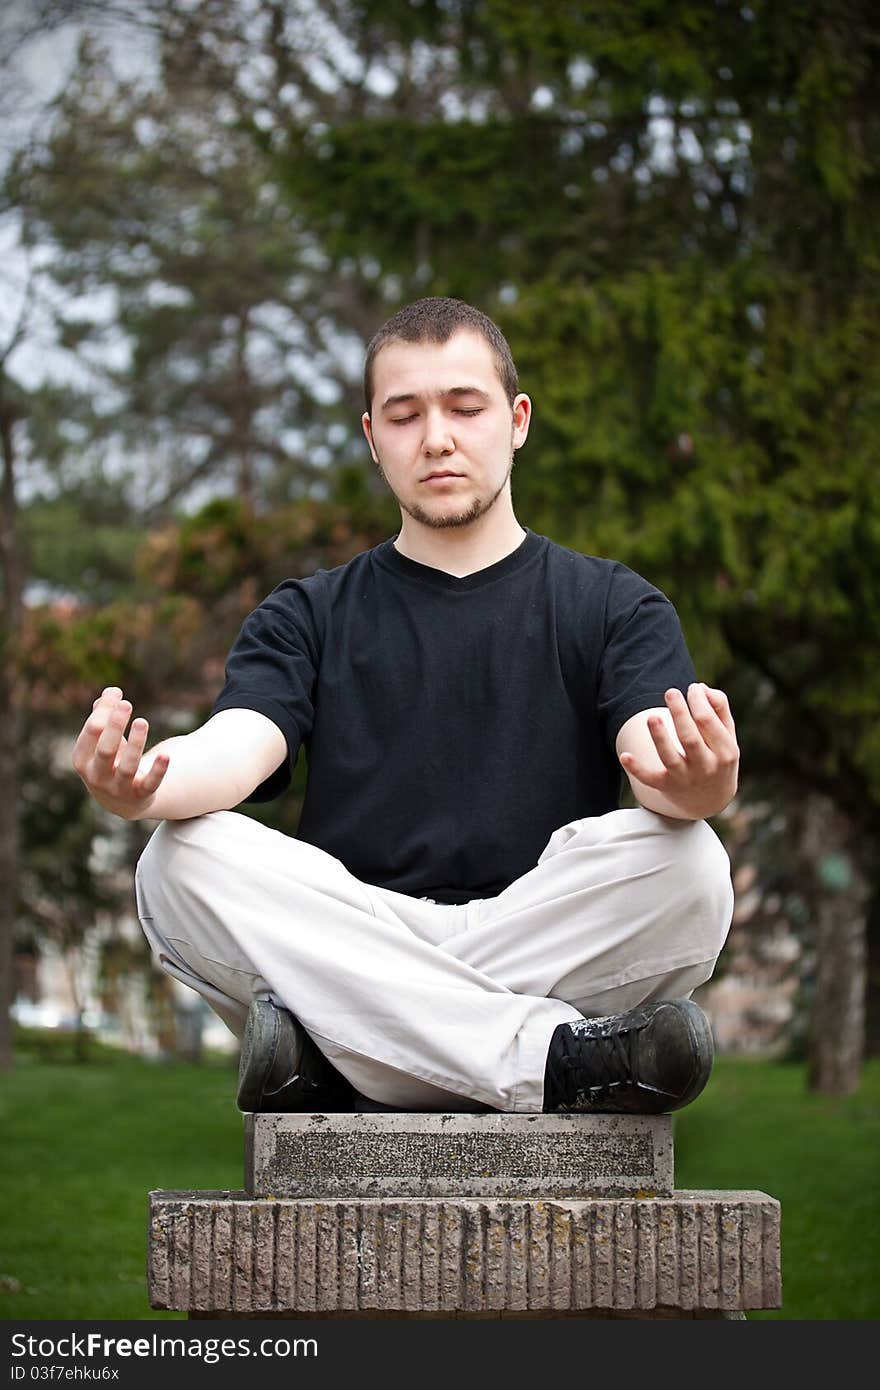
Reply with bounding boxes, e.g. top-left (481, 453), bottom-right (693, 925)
top-left (0, 1042), bottom-right (242, 1320)
top-left (673, 1055), bottom-right (880, 1320)
top-left (1, 1045), bottom-right (877, 1319)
